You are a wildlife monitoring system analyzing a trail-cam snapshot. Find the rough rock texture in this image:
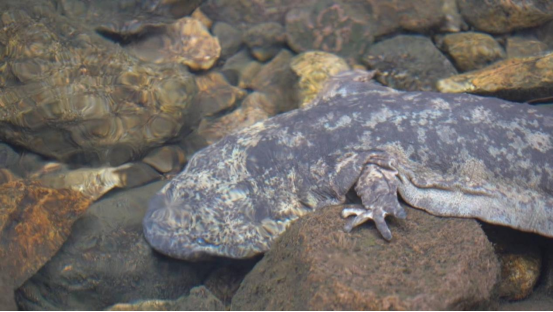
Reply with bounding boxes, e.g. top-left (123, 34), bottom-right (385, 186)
top-left (290, 51), bottom-right (350, 107)
top-left (285, 0), bottom-right (375, 62)
top-left (242, 22), bottom-right (286, 62)
top-left (457, 0), bottom-right (553, 34)
top-left (506, 36), bottom-right (549, 58)
top-left (128, 17), bottom-right (221, 71)
top-left (212, 22), bottom-right (243, 60)
top-left (0, 180), bottom-right (92, 289)
top-left (437, 53), bottom-right (553, 102)
top-left (203, 258), bottom-right (260, 306)
top-left (0, 1), bottom-right (198, 166)
top-left (106, 286), bottom-right (225, 311)
top-left (54, 0), bottom-right (203, 37)
top-left (16, 181), bottom-right (212, 310)
top-left (0, 273), bottom-right (17, 310)
top-left (231, 205), bottom-right (499, 310)
top-left (363, 35), bottom-right (458, 91)
top-left (437, 32), bottom-right (505, 72)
